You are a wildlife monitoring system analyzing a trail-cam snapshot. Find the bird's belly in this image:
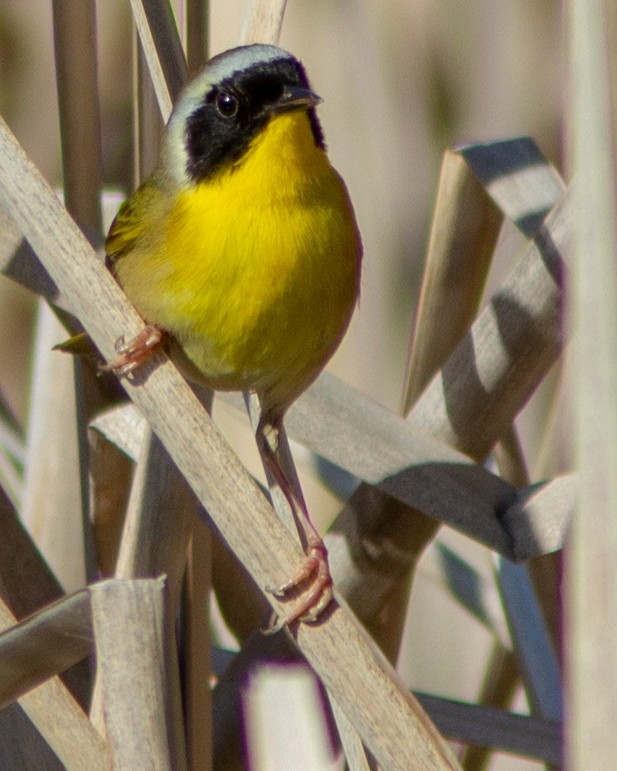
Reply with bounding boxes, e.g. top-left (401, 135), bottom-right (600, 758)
top-left (118, 182), bottom-right (360, 405)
